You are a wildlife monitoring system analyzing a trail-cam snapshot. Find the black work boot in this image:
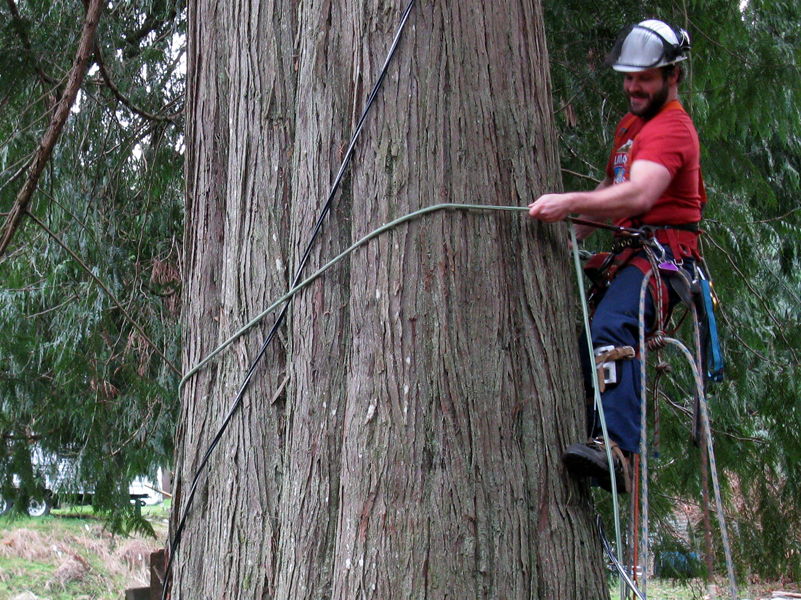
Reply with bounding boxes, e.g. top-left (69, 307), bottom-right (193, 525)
top-left (561, 438), bottom-right (630, 494)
